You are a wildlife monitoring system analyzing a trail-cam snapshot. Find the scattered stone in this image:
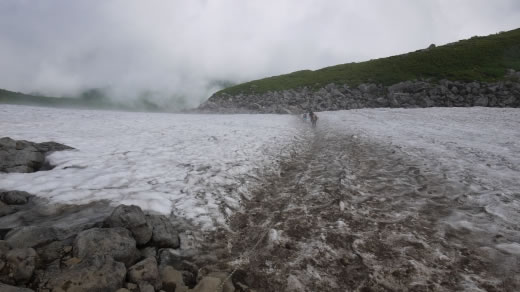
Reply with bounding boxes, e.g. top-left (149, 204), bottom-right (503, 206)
top-left (106, 205), bottom-right (152, 245)
top-left (0, 283), bottom-right (34, 292)
top-left (127, 257), bottom-right (162, 290)
top-left (0, 191), bottom-right (30, 205)
top-left (47, 255), bottom-right (126, 292)
top-left (5, 226), bottom-right (59, 248)
top-left (73, 227), bottom-right (137, 267)
top-left (116, 289), bottom-right (131, 292)
top-left (5, 248), bottom-right (37, 283)
top-left (147, 215), bottom-right (180, 248)
top-left (160, 265), bottom-right (188, 292)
